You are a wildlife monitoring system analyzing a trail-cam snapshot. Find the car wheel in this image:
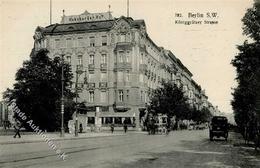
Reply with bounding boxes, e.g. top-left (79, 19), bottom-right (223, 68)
top-left (210, 133), bottom-right (213, 141)
top-left (225, 133), bottom-right (228, 141)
